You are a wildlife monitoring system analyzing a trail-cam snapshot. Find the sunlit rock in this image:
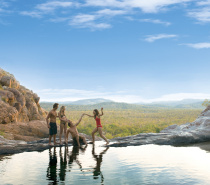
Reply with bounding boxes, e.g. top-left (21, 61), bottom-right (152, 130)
top-left (0, 68), bottom-right (47, 124)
